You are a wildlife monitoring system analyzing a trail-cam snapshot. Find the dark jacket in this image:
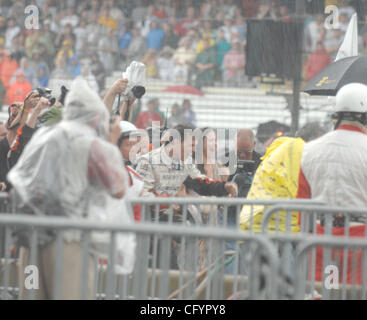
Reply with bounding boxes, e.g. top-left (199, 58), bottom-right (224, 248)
top-left (7, 125), bottom-right (36, 176)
